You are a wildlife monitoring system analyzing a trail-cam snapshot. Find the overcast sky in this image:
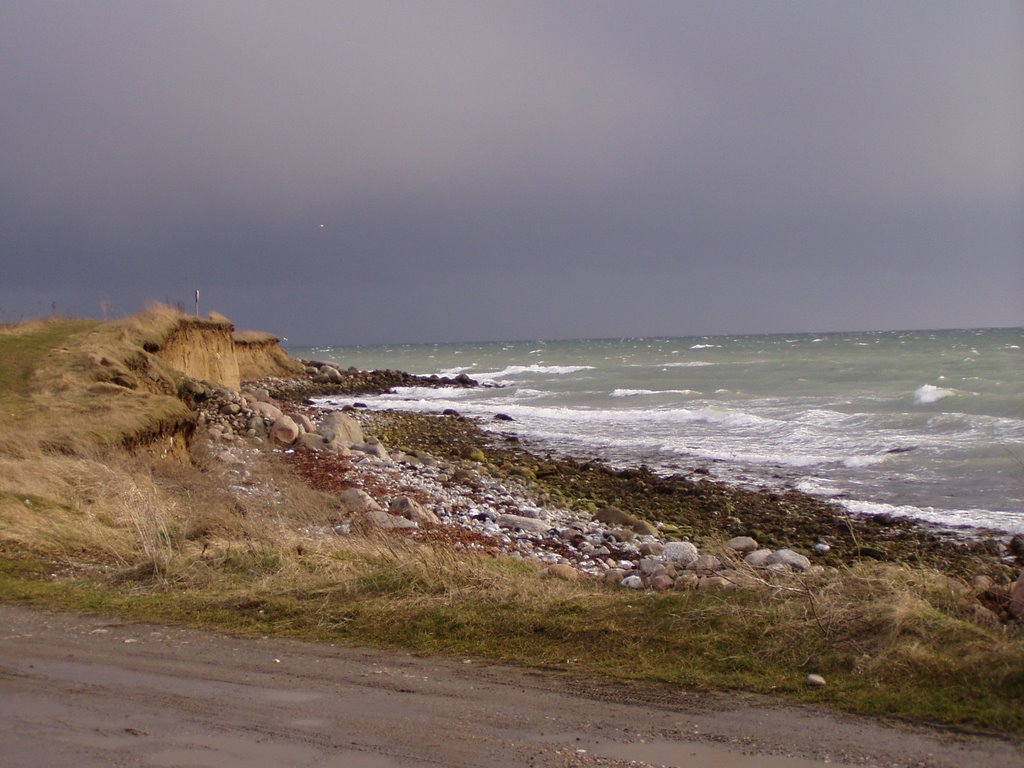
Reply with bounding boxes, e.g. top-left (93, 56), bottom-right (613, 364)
top-left (1, 2), bottom-right (1021, 344)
